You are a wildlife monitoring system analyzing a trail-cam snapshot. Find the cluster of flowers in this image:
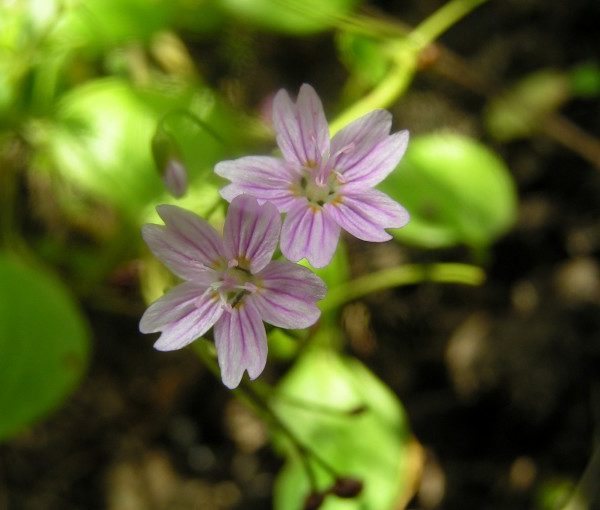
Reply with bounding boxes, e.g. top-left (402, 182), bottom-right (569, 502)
top-left (141, 84), bottom-right (409, 388)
